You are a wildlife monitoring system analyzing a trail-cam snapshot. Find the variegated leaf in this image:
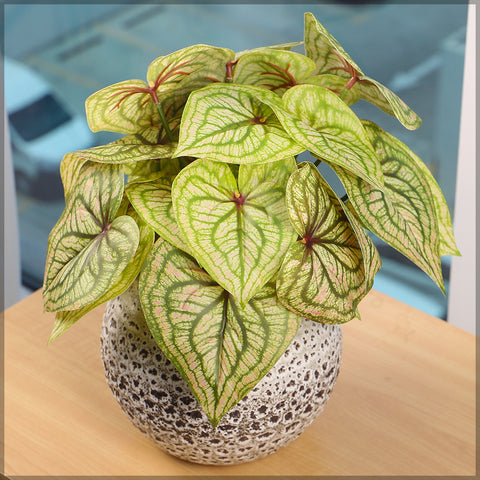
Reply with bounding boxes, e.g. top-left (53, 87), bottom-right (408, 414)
top-left (174, 83), bottom-right (304, 164)
top-left (86, 79), bottom-right (160, 134)
top-left (342, 201), bottom-right (381, 292)
top-left (86, 45), bottom-right (234, 136)
top-left (44, 214), bottom-right (139, 311)
top-left (126, 172), bottom-right (193, 255)
top-left (354, 78), bottom-right (422, 130)
top-left (43, 162), bottom-right (140, 311)
top-left (171, 158), bottom-right (297, 305)
top-left (139, 237), bottom-right (301, 426)
top-left (48, 209), bottom-right (154, 342)
top-left (277, 162), bottom-right (367, 324)
top-left (60, 153), bottom-right (88, 203)
top-left (235, 41), bottom-right (304, 59)
top-left (304, 12), bottom-right (363, 77)
top-left (304, 12), bottom-right (421, 130)
top-left (304, 74), bottom-right (359, 106)
top-left (146, 44), bottom-right (234, 91)
top-left (233, 49), bottom-right (316, 95)
top-left (68, 139), bottom-right (176, 165)
top-left (333, 120), bottom-right (449, 293)
top-left (258, 84), bottom-right (384, 189)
